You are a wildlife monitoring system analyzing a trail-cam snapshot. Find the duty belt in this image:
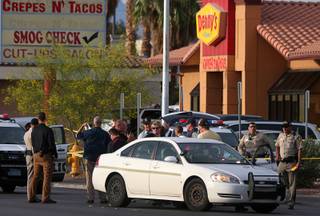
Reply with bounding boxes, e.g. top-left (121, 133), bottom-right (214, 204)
top-left (281, 156), bottom-right (297, 163)
top-left (25, 150), bottom-right (33, 156)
